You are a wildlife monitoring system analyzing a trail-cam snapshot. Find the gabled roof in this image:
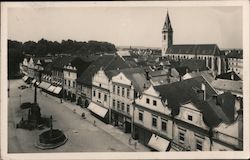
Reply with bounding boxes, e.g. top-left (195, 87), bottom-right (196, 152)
top-left (180, 59), bottom-right (208, 72)
top-left (154, 76), bottom-right (217, 116)
top-left (211, 79), bottom-right (243, 95)
top-left (166, 44), bottom-right (221, 56)
top-left (182, 70), bottom-right (214, 83)
top-left (106, 67), bottom-right (148, 94)
top-left (76, 55), bottom-right (130, 85)
top-left (216, 71), bottom-right (241, 81)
